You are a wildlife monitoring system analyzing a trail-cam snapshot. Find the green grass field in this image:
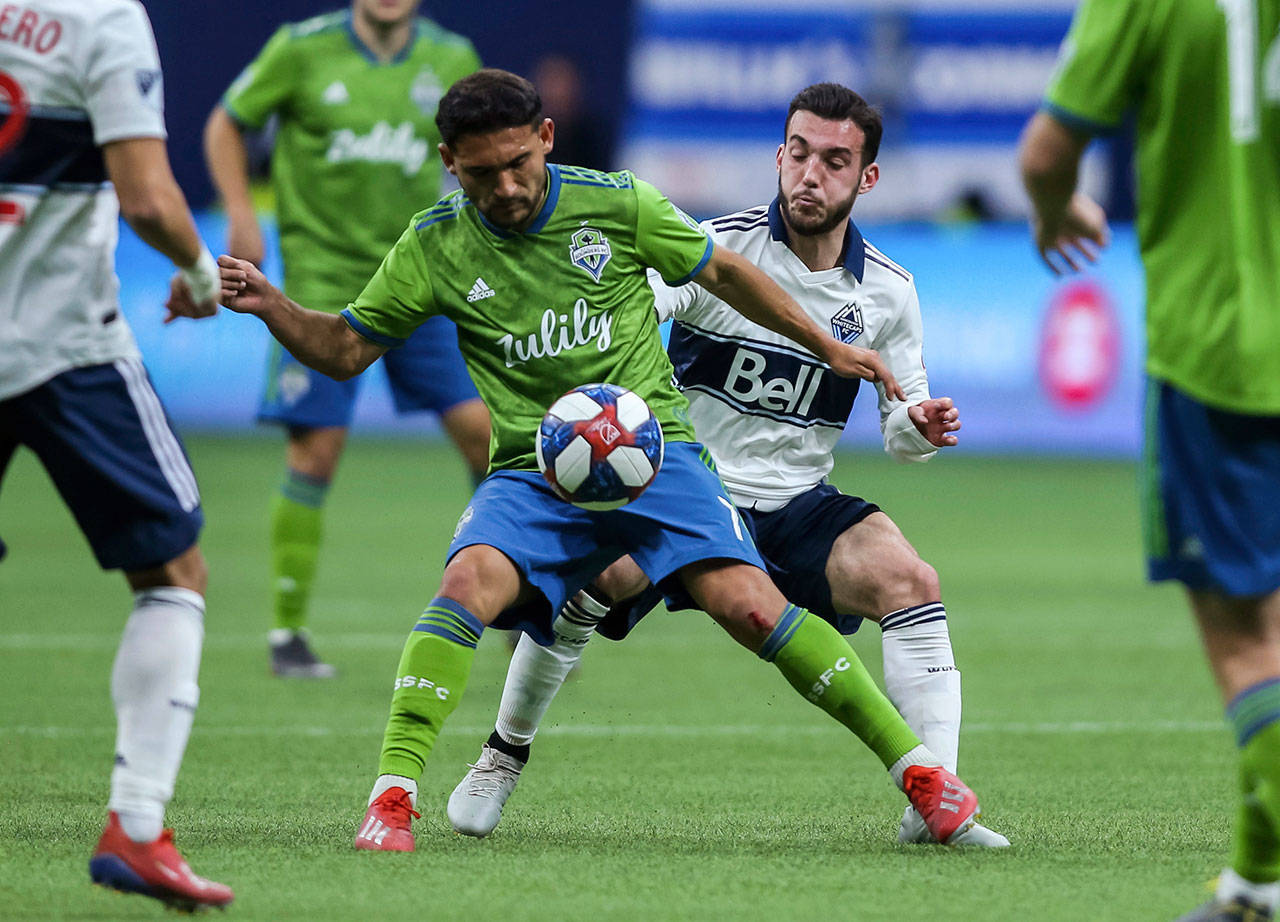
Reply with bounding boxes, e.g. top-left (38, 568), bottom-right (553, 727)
top-left (0, 436), bottom-right (1232, 920)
